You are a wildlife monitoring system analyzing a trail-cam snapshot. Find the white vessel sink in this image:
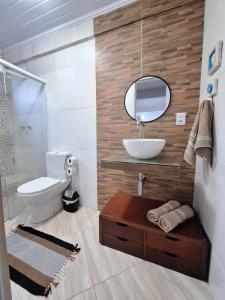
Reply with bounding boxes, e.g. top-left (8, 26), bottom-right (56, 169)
top-left (123, 139), bottom-right (166, 160)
